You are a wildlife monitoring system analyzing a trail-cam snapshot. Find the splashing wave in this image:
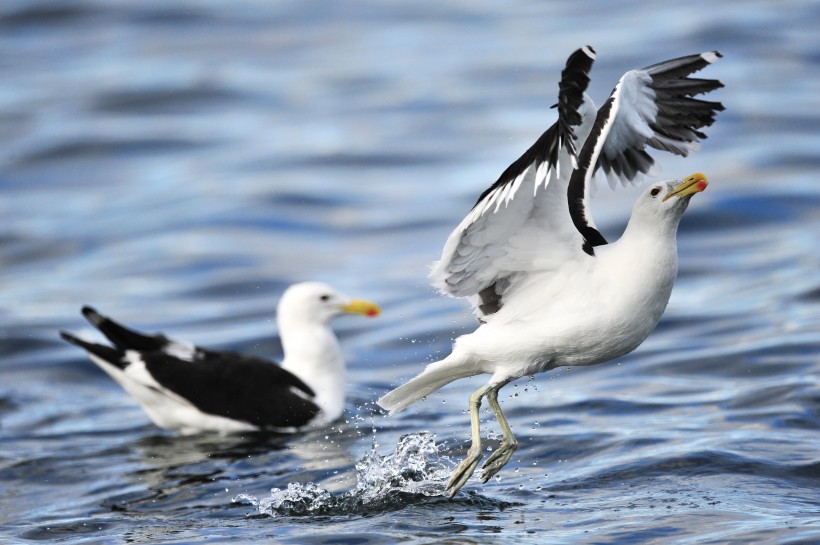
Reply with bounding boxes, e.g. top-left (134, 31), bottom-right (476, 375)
top-left (234, 432), bottom-right (456, 516)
